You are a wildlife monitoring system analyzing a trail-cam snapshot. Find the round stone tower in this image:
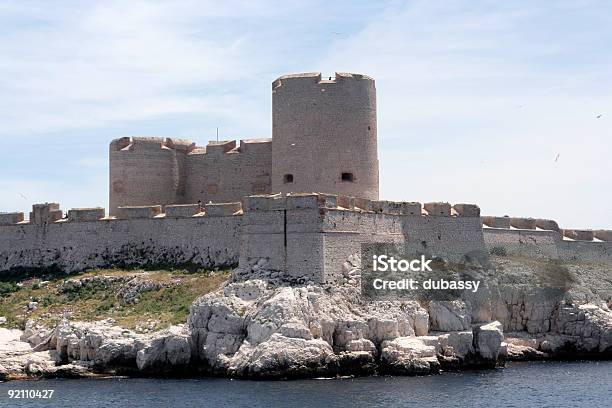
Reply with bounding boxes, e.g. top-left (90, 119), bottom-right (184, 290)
top-left (271, 72), bottom-right (379, 200)
top-left (109, 137), bottom-right (194, 216)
